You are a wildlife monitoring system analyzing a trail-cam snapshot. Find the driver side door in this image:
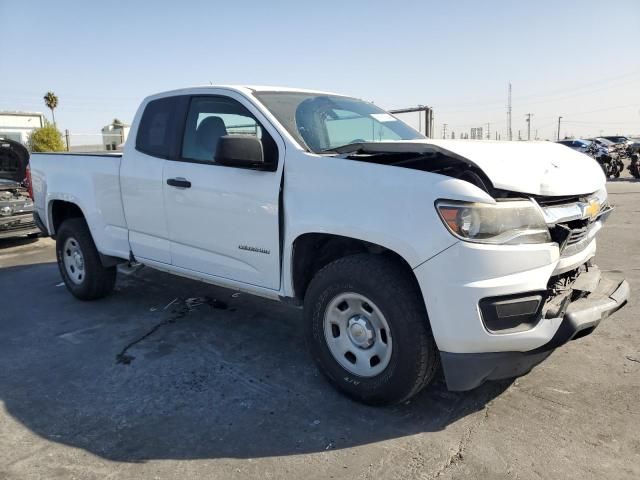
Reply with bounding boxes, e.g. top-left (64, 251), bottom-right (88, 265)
top-left (162, 93), bottom-right (284, 290)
